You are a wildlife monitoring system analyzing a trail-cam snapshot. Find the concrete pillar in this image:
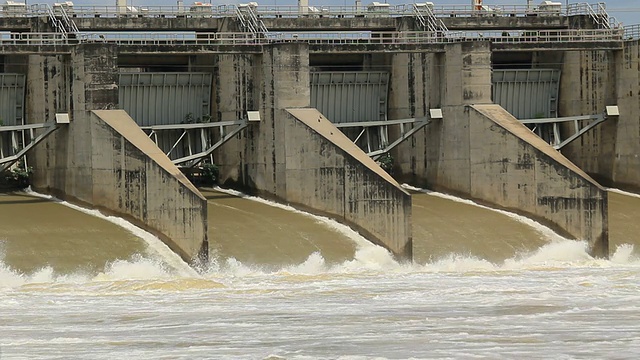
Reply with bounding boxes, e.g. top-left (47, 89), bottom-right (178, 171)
top-left (388, 52), bottom-right (436, 183)
top-left (27, 54), bottom-right (72, 192)
top-left (611, 42), bottom-right (640, 190)
top-left (443, 42), bottom-right (492, 106)
top-left (559, 49), bottom-right (619, 186)
top-left (245, 42), bottom-right (310, 196)
top-left (201, 53), bottom-right (258, 186)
